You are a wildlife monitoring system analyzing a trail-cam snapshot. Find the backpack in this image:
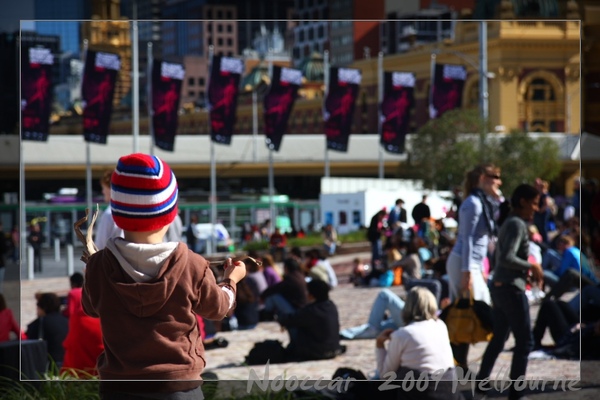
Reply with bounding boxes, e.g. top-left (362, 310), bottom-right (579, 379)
top-left (245, 340), bottom-right (287, 365)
